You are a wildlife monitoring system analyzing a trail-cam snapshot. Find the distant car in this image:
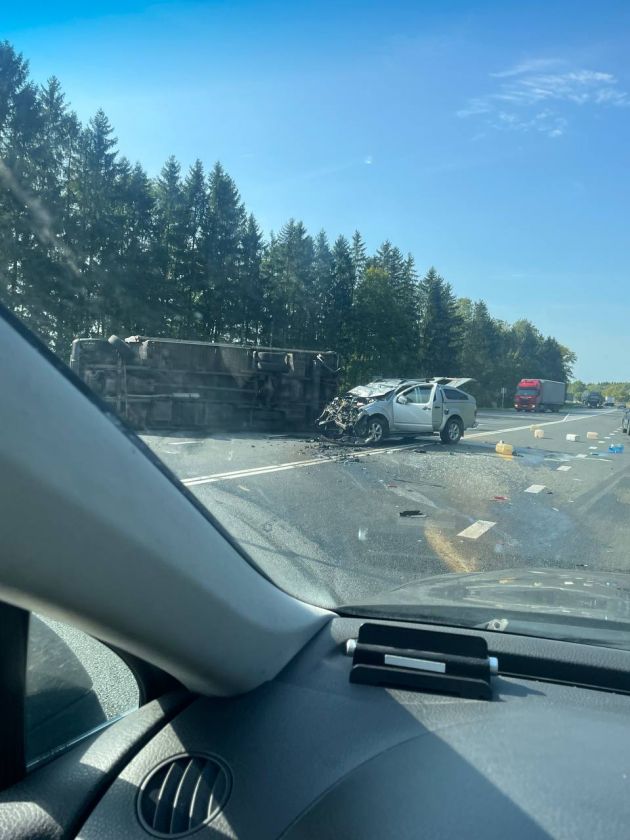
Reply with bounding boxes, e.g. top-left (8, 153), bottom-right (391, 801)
top-left (317, 377), bottom-right (477, 444)
top-left (604, 397), bottom-right (615, 408)
top-left (622, 410), bottom-right (630, 433)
